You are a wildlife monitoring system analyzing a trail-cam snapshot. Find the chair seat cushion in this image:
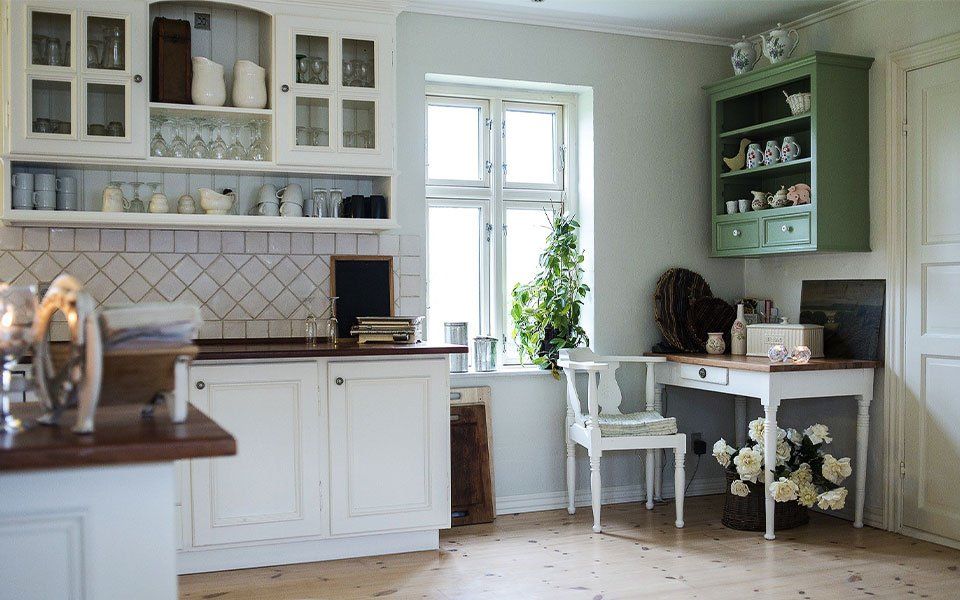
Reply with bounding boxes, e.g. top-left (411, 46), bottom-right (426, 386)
top-left (589, 411), bottom-right (678, 437)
